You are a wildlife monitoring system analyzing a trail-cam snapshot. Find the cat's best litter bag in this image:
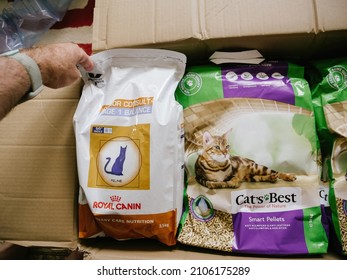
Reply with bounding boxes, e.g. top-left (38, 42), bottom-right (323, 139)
top-left (307, 57), bottom-right (347, 254)
top-left (73, 49), bottom-right (186, 246)
top-left (175, 61), bottom-right (328, 255)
